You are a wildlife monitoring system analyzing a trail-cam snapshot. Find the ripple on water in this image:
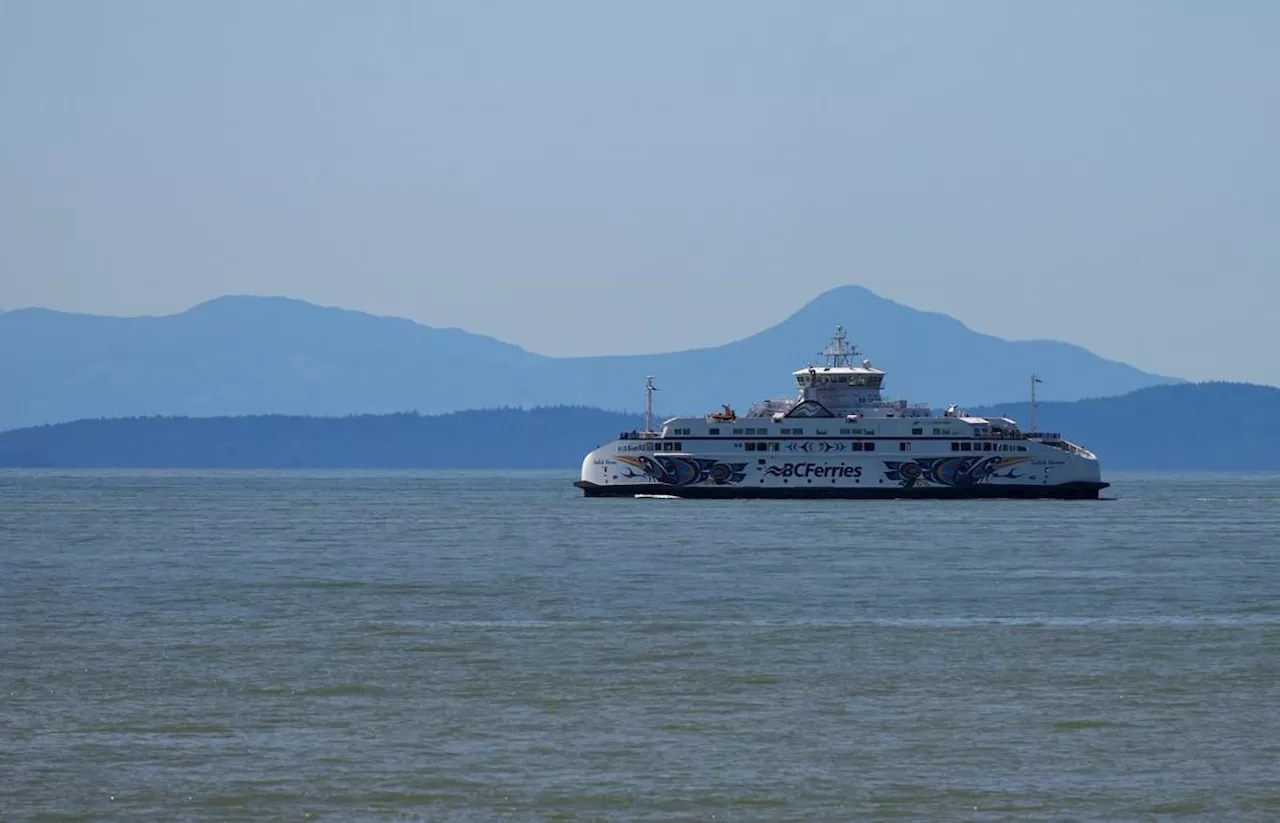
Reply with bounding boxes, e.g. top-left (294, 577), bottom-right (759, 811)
top-left (2, 469), bottom-right (1279, 821)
